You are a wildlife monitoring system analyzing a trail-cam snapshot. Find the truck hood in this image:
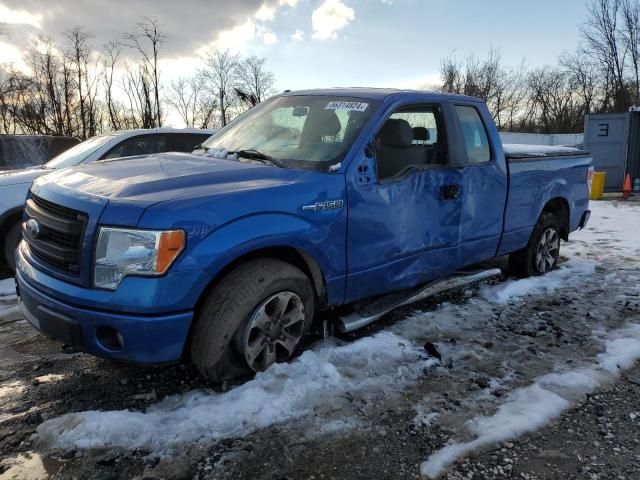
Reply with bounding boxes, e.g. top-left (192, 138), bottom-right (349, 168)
top-left (0, 166), bottom-right (49, 187)
top-left (35, 152), bottom-right (327, 206)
